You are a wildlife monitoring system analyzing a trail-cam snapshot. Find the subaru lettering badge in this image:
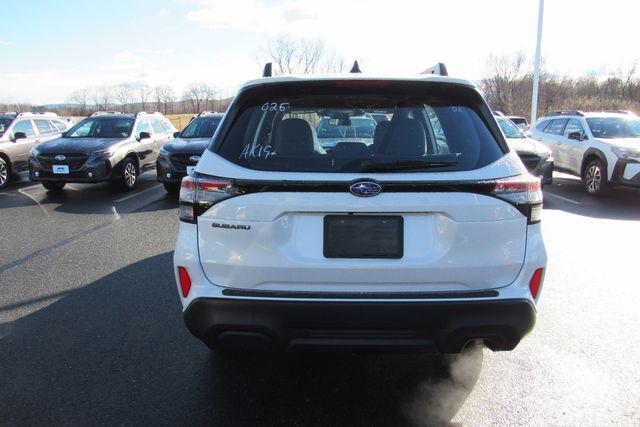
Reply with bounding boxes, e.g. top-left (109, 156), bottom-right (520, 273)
top-left (54, 155), bottom-right (66, 161)
top-left (350, 181), bottom-right (382, 197)
top-left (189, 155), bottom-right (201, 162)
